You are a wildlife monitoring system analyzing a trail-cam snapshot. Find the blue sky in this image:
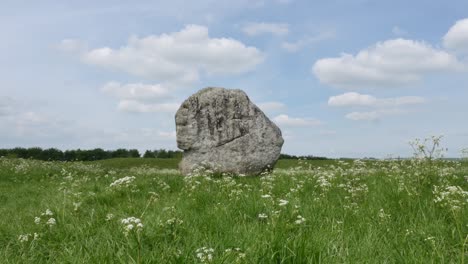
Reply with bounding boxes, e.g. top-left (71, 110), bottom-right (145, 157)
top-left (1, 0), bottom-right (468, 158)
